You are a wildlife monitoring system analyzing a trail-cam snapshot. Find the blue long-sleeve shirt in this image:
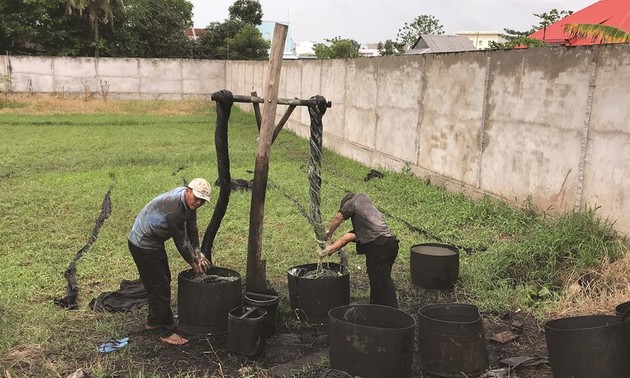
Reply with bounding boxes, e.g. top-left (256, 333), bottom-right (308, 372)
top-left (128, 187), bottom-right (199, 264)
